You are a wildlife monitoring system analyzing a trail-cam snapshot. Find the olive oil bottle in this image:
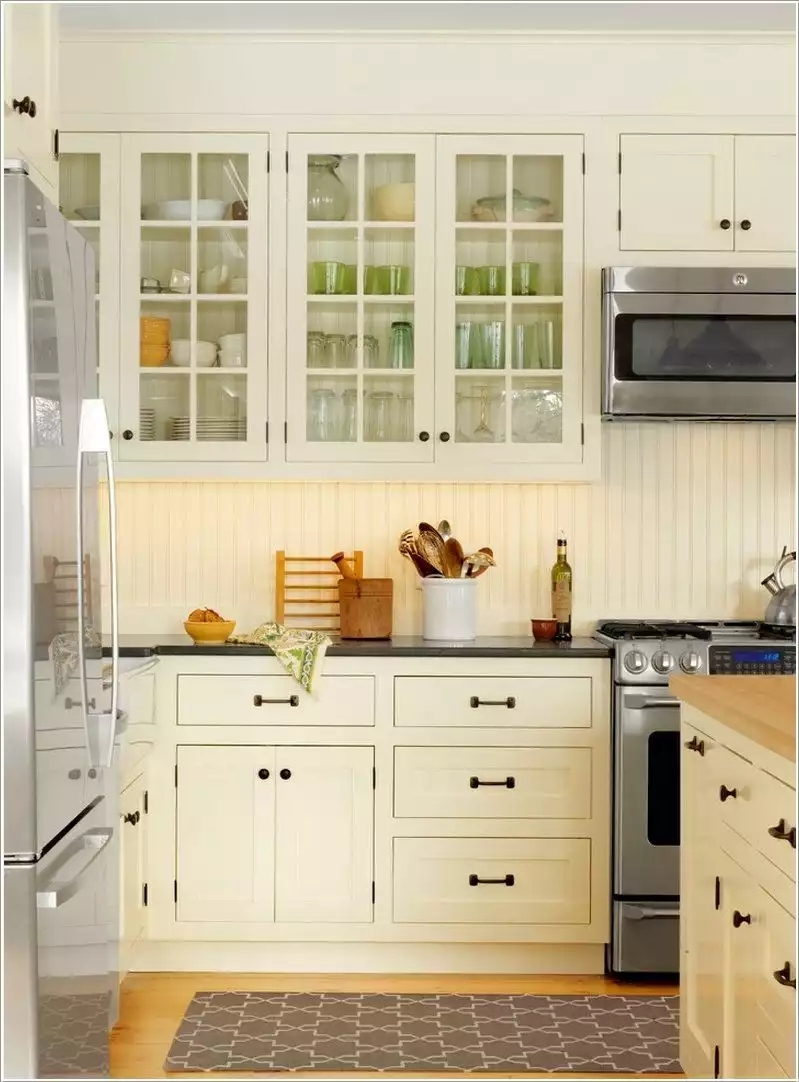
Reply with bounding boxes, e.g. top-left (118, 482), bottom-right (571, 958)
top-left (551, 533), bottom-right (573, 642)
